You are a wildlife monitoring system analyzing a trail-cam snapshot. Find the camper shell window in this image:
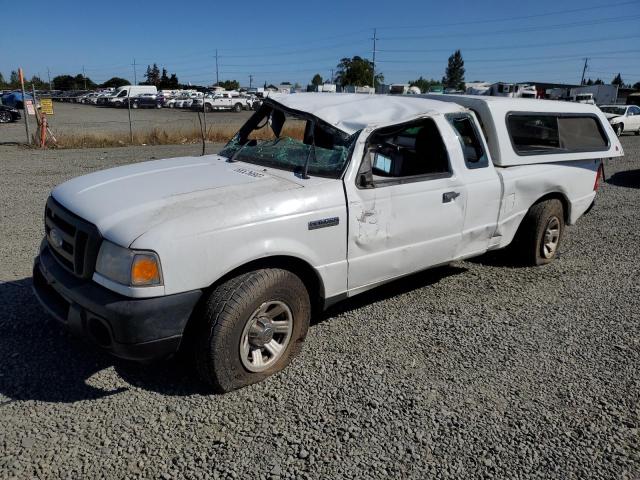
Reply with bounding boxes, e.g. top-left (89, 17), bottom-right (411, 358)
top-left (506, 112), bottom-right (609, 156)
